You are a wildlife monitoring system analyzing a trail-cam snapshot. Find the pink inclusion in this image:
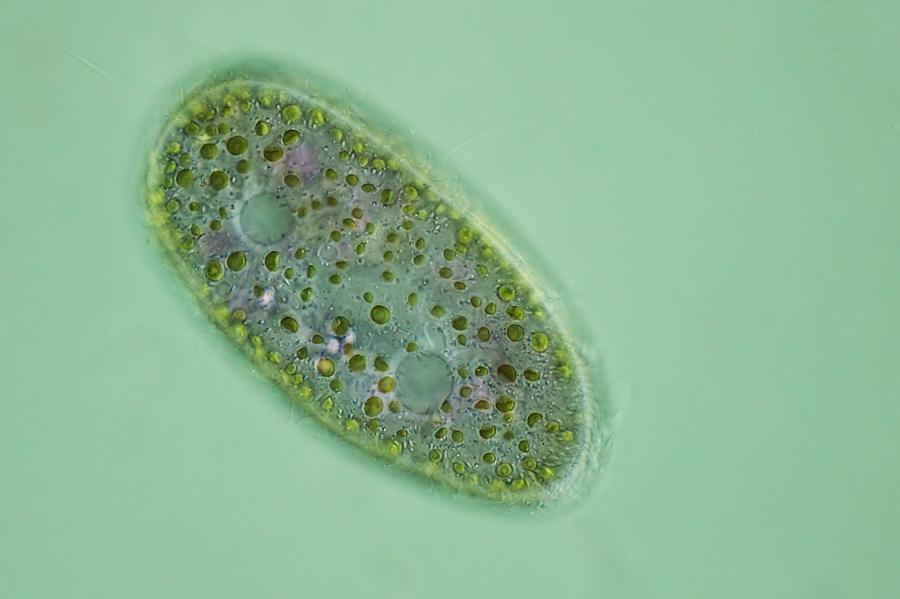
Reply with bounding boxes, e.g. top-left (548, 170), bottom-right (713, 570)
top-left (284, 143), bottom-right (319, 181)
